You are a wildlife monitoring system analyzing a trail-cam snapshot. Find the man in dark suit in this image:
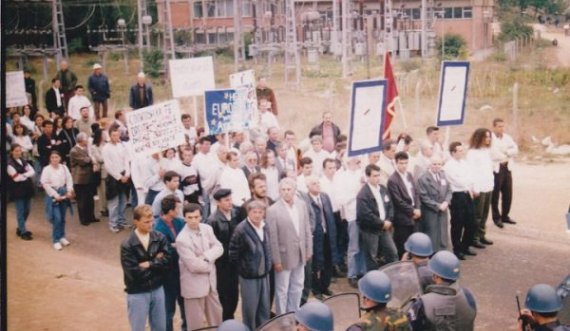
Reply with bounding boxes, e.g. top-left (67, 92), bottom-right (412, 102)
top-left (129, 72), bottom-right (154, 109)
top-left (417, 155), bottom-right (452, 252)
top-left (69, 132), bottom-right (98, 225)
top-left (45, 78), bottom-right (65, 117)
top-left (356, 164), bottom-right (398, 274)
top-left (387, 151), bottom-right (421, 258)
top-left (37, 120), bottom-right (60, 168)
top-left (207, 189), bottom-right (241, 321)
top-left (305, 176), bottom-right (340, 300)
top-left (242, 151), bottom-right (261, 179)
top-left (24, 70), bottom-right (38, 116)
